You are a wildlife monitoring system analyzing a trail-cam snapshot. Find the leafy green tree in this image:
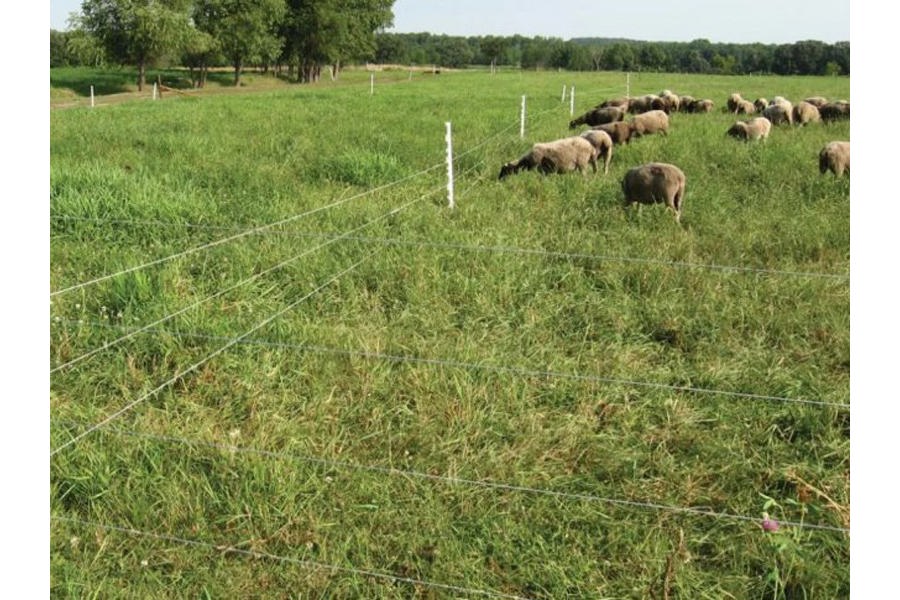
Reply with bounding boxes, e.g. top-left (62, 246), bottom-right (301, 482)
top-left (194, 0), bottom-right (287, 86)
top-left (480, 35), bottom-right (507, 70)
top-left (80, 0), bottom-right (192, 90)
top-left (281, 0), bottom-right (392, 82)
top-left (181, 28), bottom-right (219, 87)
